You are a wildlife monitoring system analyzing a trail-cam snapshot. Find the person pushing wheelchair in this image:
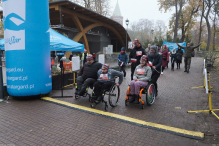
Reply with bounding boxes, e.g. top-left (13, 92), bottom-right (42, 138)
top-left (92, 64), bottom-right (124, 103)
top-left (128, 55), bottom-right (152, 104)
